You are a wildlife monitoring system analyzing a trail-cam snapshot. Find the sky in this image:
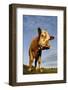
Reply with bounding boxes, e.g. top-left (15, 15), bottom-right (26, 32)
top-left (23, 15), bottom-right (57, 68)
